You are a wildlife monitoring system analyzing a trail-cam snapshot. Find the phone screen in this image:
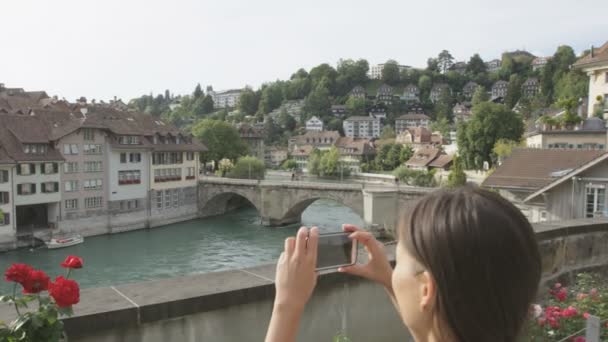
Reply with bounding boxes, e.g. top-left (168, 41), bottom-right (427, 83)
top-left (315, 232), bottom-right (356, 270)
